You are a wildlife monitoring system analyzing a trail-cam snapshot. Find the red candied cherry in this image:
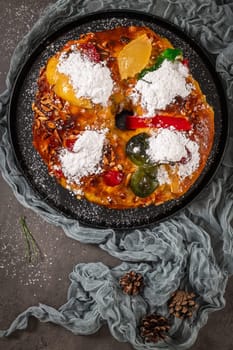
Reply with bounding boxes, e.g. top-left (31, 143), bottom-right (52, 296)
top-left (79, 43), bottom-right (101, 63)
top-left (103, 170), bottom-right (124, 186)
top-left (182, 58), bottom-right (189, 67)
top-left (64, 138), bottom-right (77, 152)
top-left (53, 168), bottom-right (64, 178)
